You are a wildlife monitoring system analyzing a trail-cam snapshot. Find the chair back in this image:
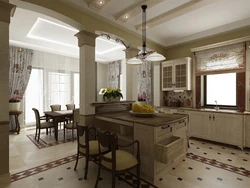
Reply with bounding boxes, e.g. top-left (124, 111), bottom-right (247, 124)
top-left (73, 108), bottom-right (79, 127)
top-left (50, 104), bottom-right (61, 111)
top-left (32, 108), bottom-right (41, 128)
top-left (66, 104), bottom-right (75, 110)
top-left (97, 130), bottom-right (118, 170)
